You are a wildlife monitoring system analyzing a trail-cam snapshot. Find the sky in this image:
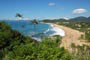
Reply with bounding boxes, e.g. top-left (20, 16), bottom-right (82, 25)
top-left (0, 0), bottom-right (90, 20)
